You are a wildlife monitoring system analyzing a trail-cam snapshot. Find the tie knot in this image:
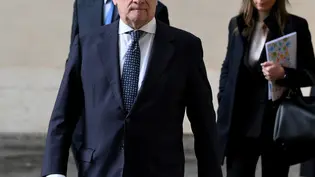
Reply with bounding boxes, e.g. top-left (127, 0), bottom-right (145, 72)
top-left (130, 30), bottom-right (143, 41)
